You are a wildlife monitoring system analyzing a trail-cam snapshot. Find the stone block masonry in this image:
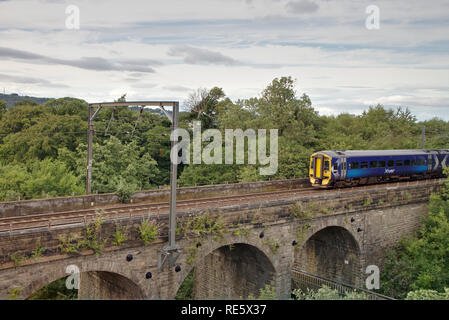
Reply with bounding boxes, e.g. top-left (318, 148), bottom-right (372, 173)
top-left (0, 179), bottom-right (444, 299)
